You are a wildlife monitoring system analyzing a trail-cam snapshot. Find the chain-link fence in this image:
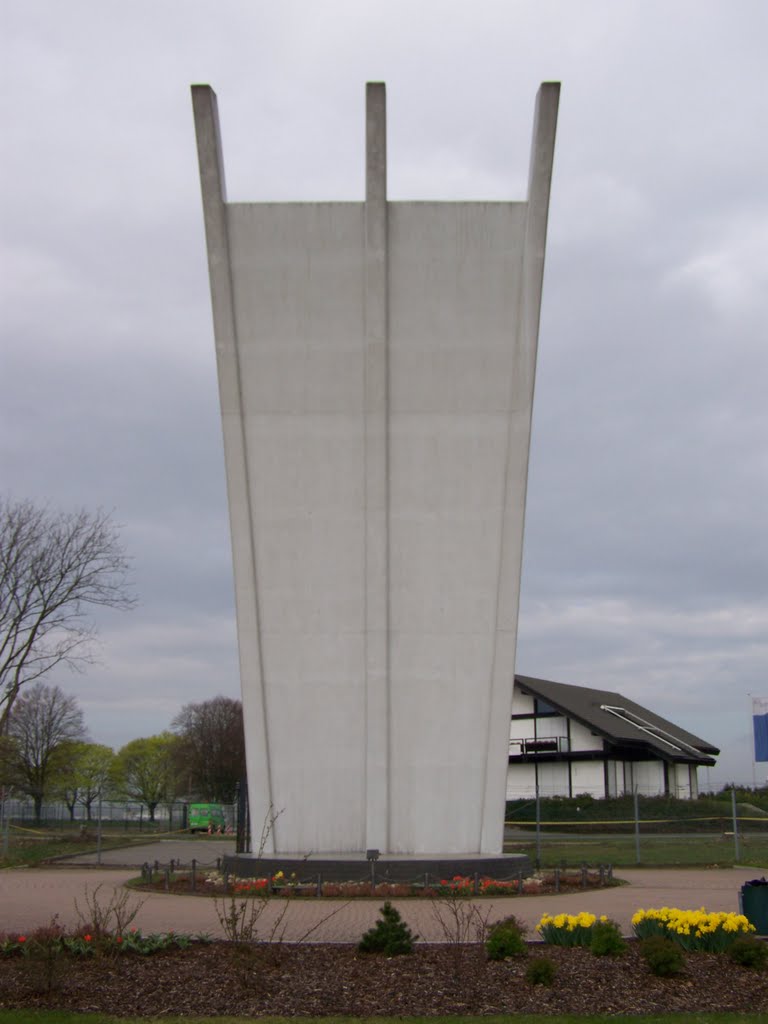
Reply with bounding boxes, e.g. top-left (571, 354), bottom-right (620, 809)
top-left (504, 790), bottom-right (768, 866)
top-left (0, 797), bottom-right (237, 833)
